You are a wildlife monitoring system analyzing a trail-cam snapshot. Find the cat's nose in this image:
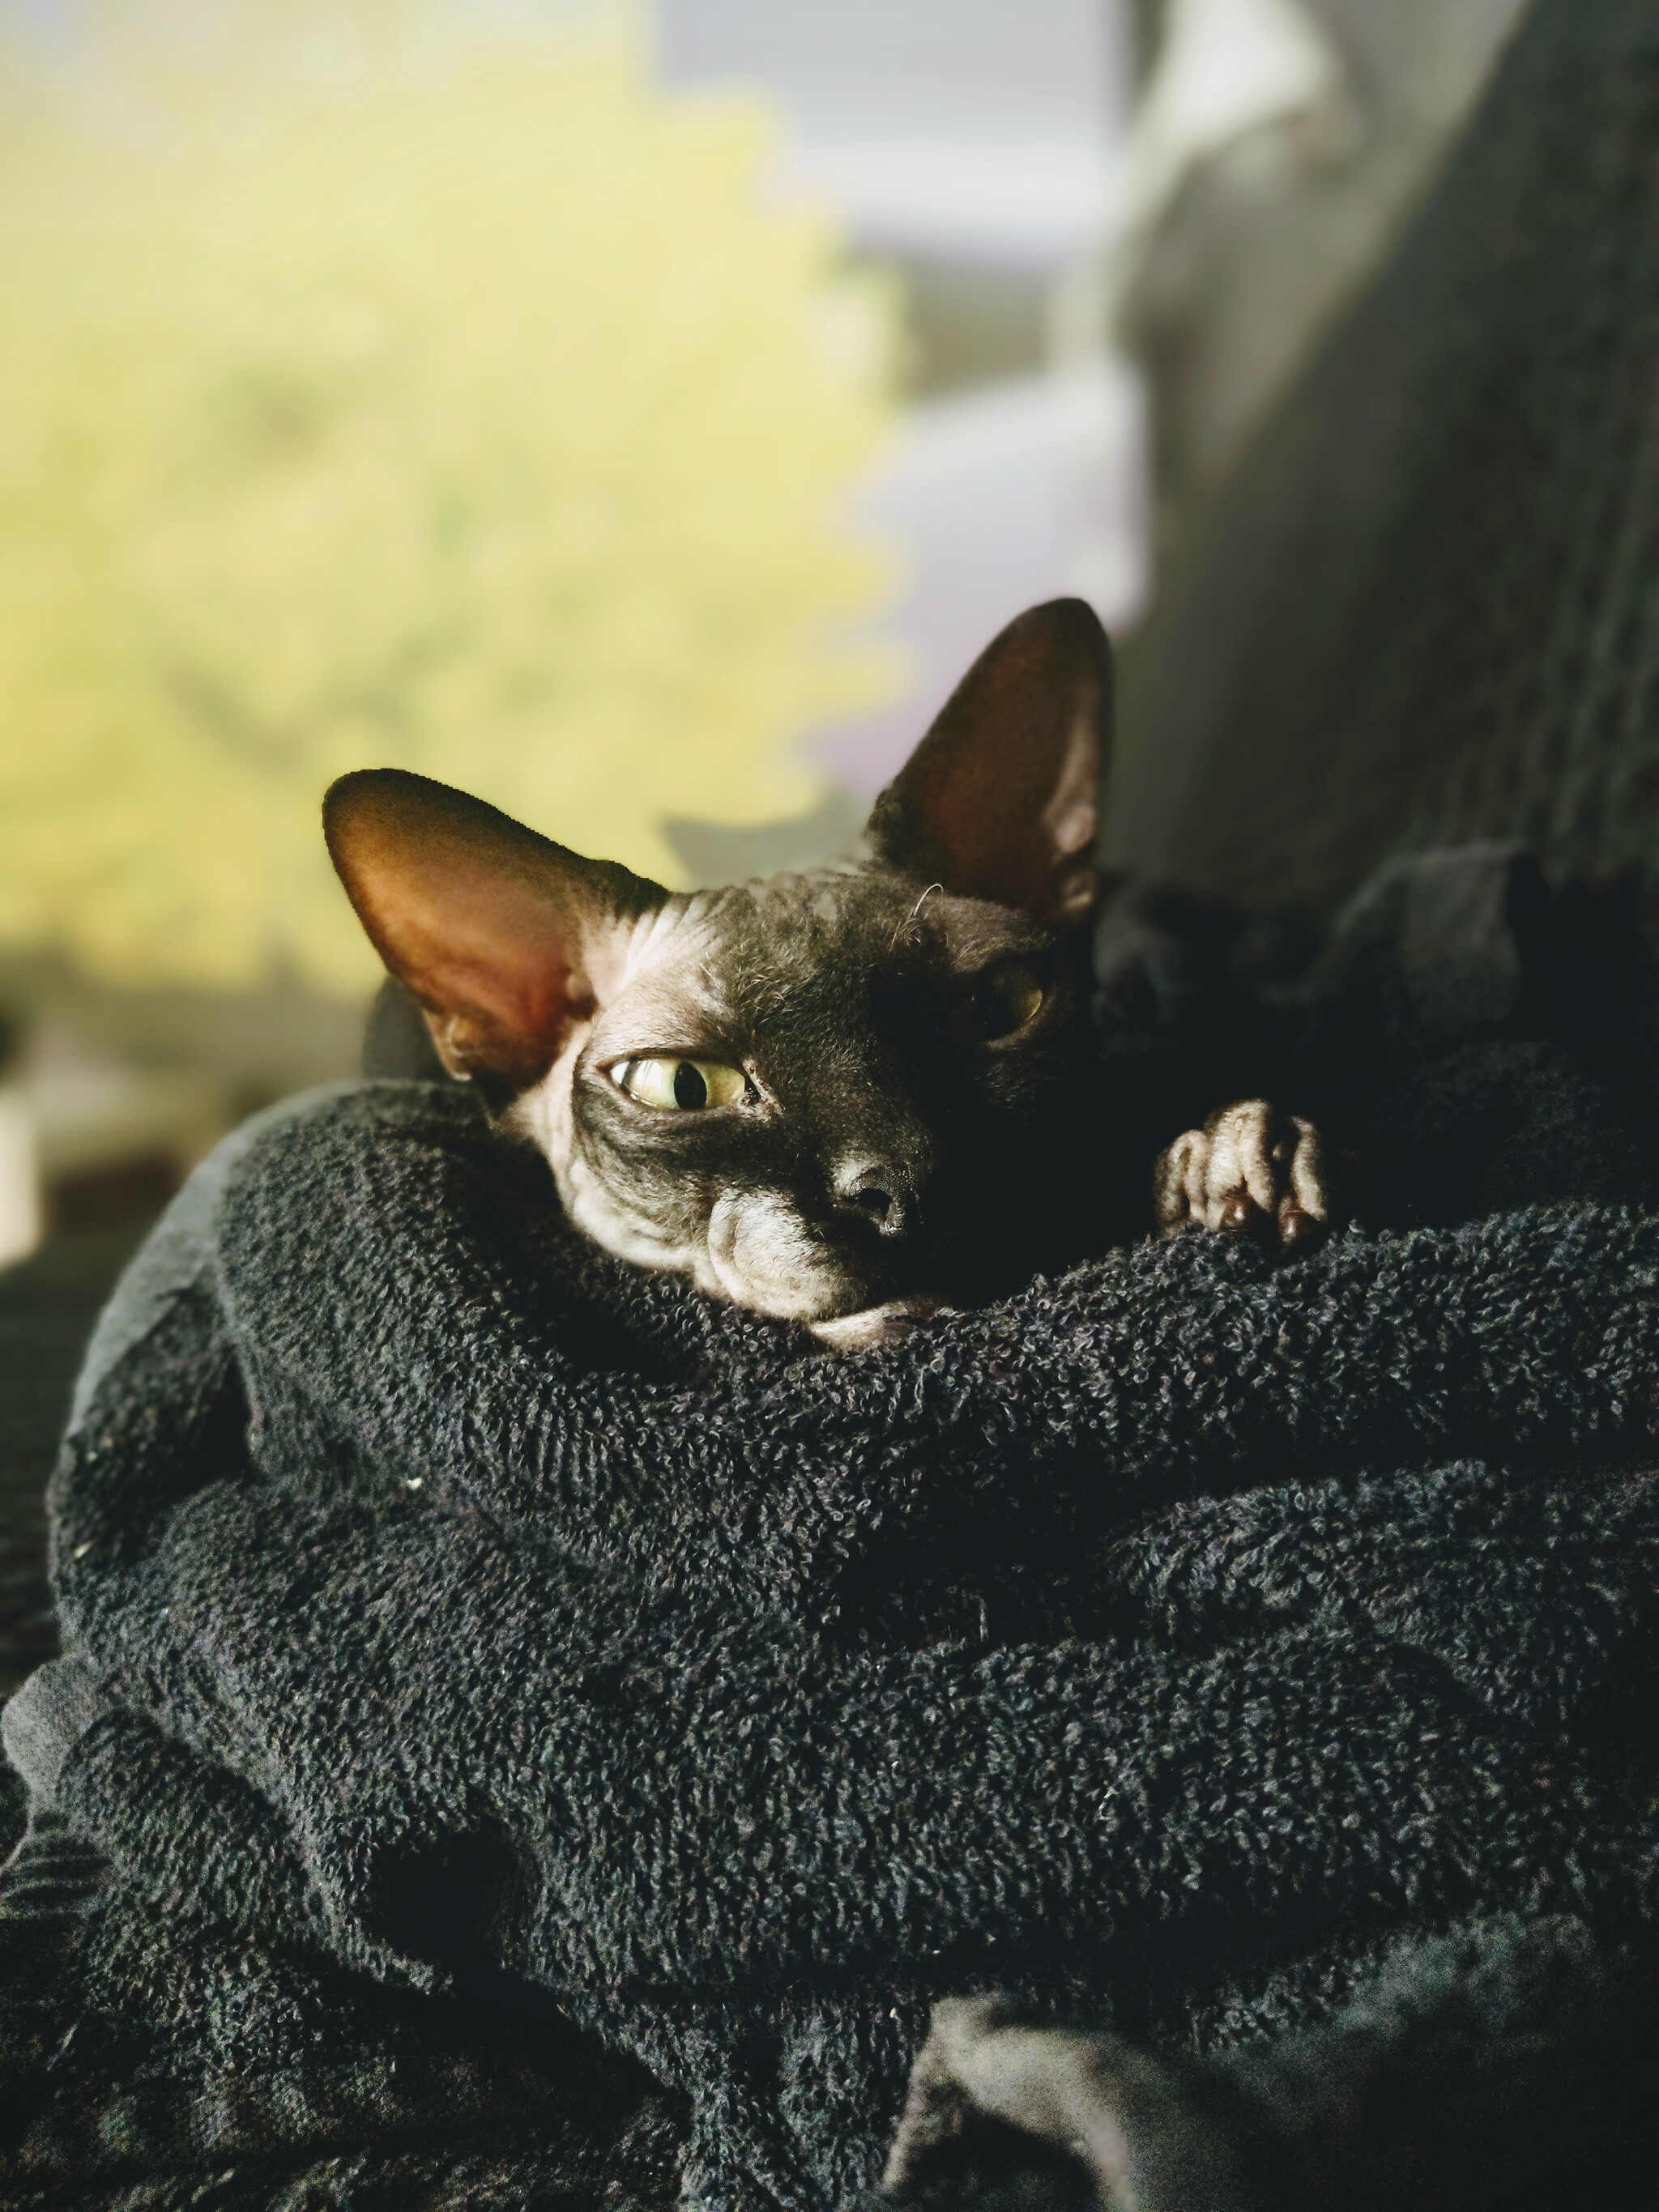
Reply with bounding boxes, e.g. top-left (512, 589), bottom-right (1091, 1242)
top-left (830, 1157), bottom-right (919, 1238)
